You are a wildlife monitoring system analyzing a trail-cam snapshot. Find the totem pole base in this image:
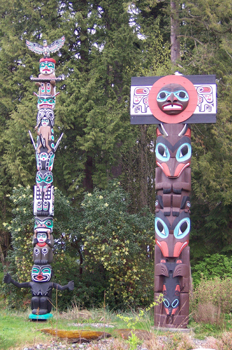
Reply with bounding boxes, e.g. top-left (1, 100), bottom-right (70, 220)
top-left (29, 313), bottom-right (53, 321)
